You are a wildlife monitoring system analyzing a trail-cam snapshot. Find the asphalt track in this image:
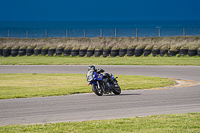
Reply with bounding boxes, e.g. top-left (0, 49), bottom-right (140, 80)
top-left (0, 65), bottom-right (200, 126)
